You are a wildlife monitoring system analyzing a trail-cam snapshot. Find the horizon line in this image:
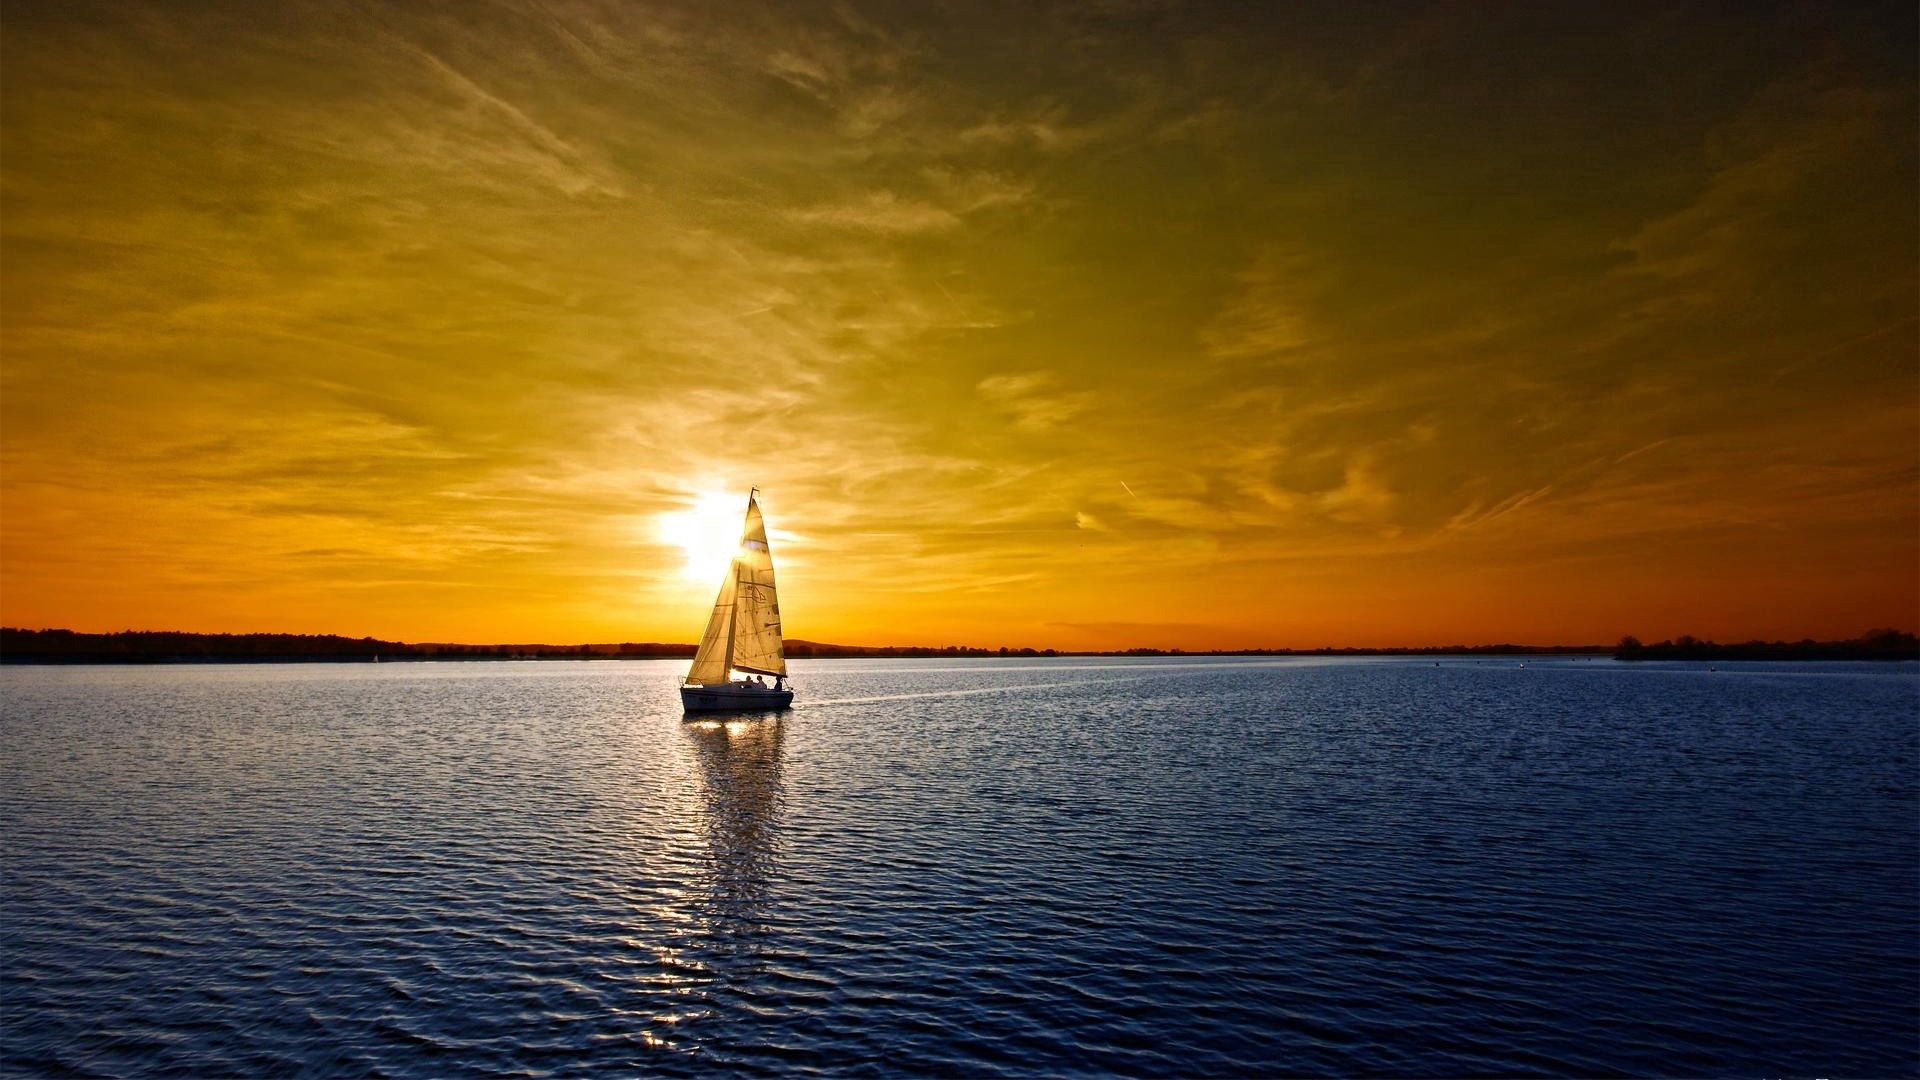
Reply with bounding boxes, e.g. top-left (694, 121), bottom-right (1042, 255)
top-left (5, 625), bottom-right (1915, 656)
